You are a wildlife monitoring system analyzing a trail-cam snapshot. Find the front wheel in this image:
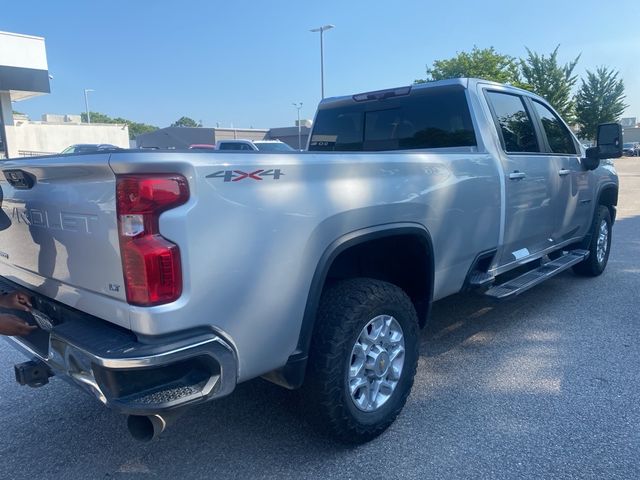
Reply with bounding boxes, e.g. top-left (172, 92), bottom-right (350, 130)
top-left (306, 278), bottom-right (419, 443)
top-left (573, 206), bottom-right (612, 276)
